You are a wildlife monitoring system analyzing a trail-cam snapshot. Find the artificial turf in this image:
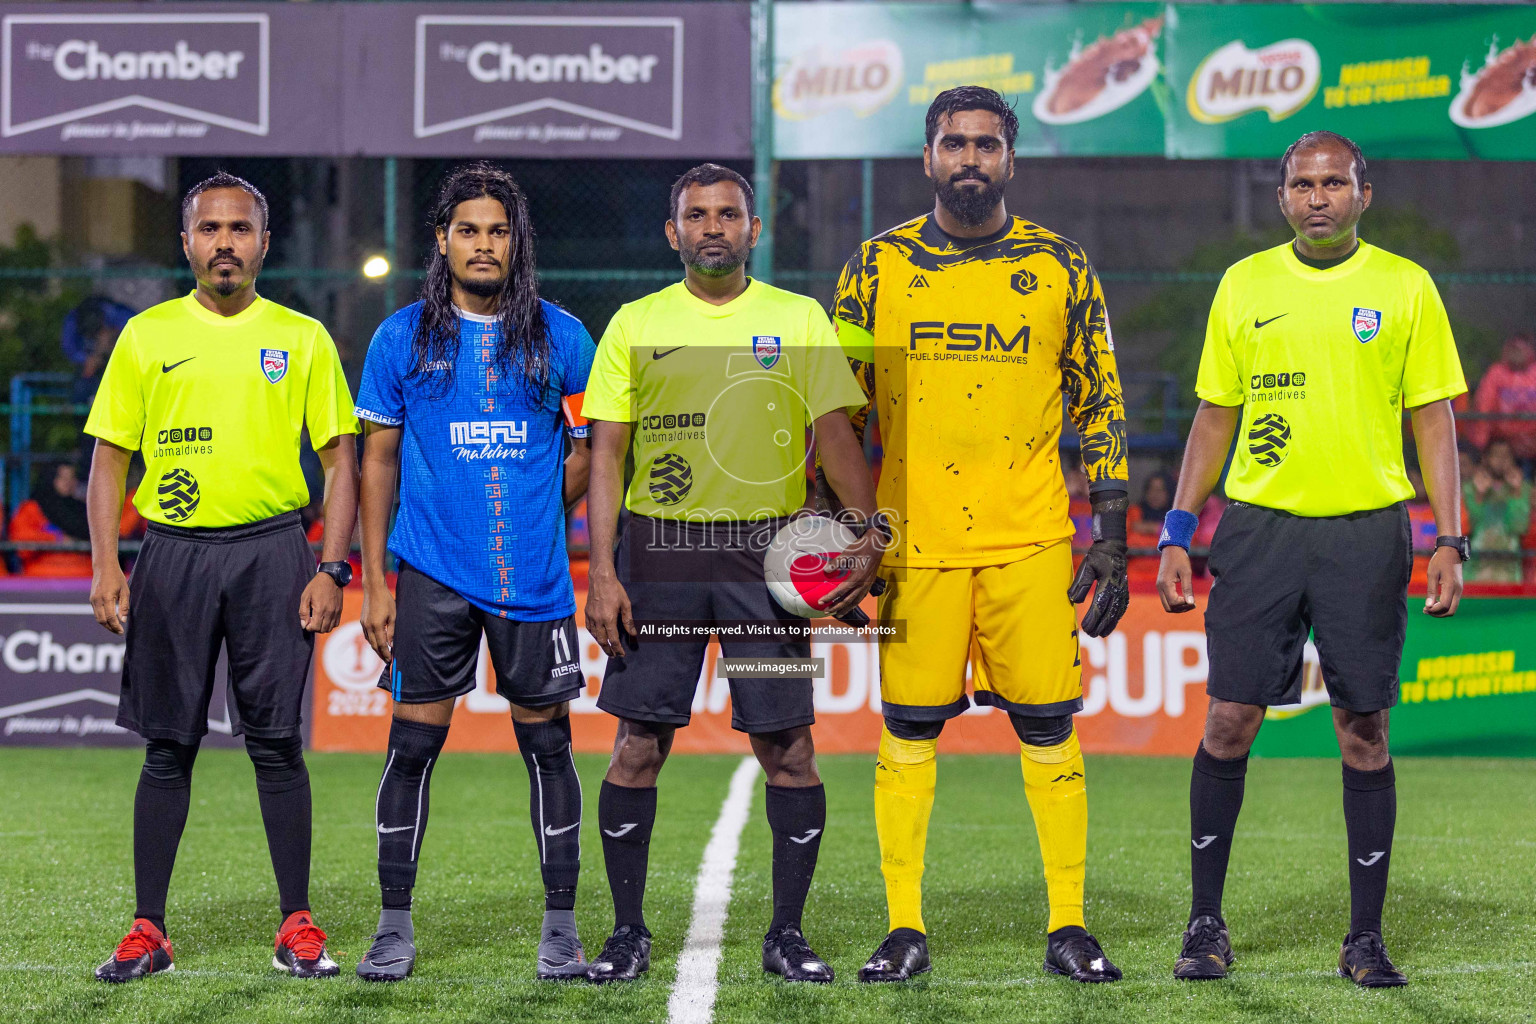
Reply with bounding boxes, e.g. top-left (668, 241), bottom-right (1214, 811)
top-left (1, 749), bottom-right (1531, 1024)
